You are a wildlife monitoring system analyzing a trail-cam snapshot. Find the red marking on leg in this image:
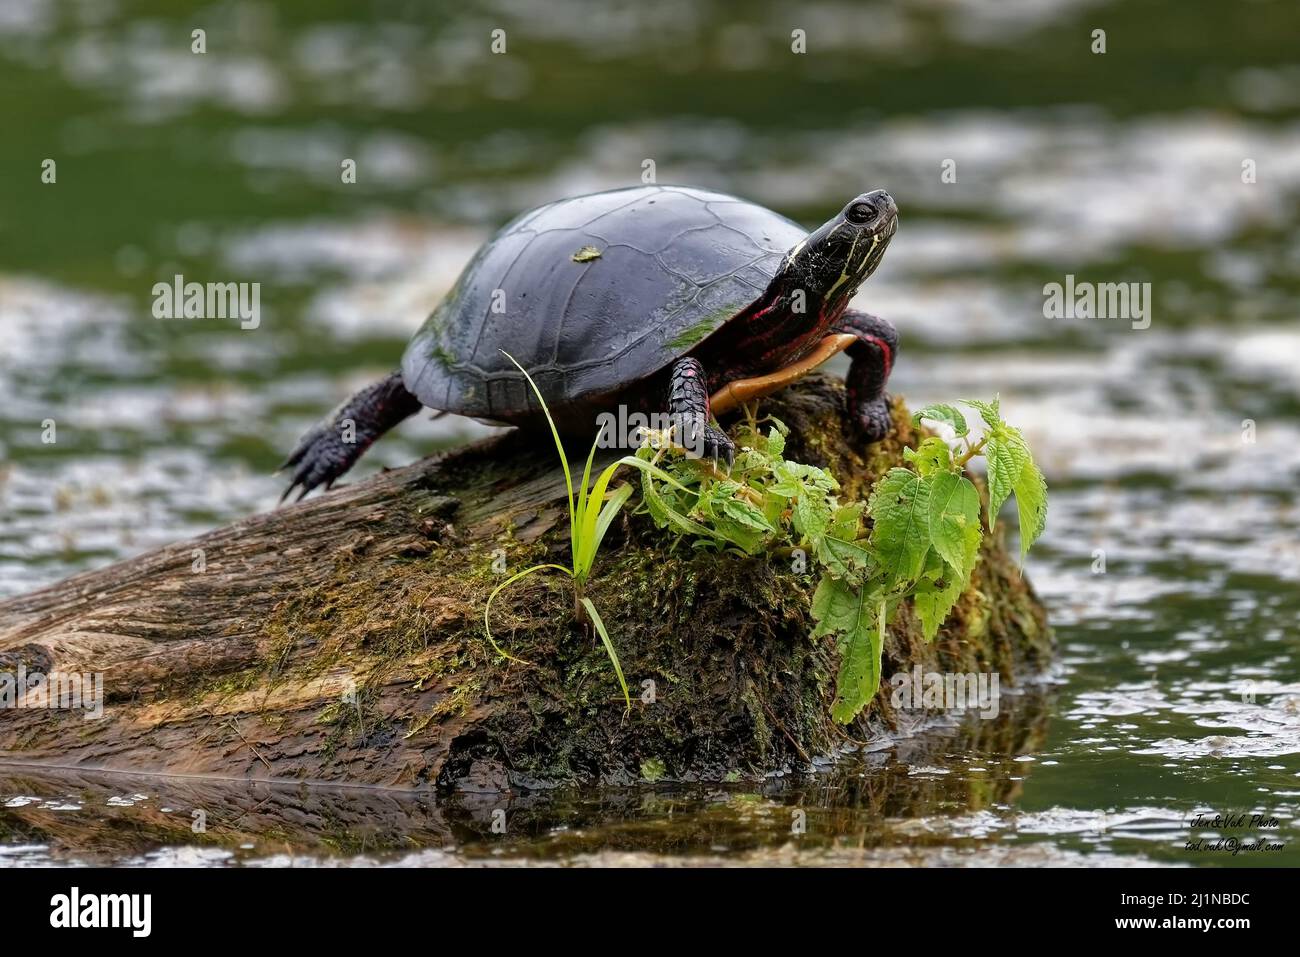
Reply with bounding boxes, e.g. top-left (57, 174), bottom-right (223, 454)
top-left (862, 335), bottom-right (893, 376)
